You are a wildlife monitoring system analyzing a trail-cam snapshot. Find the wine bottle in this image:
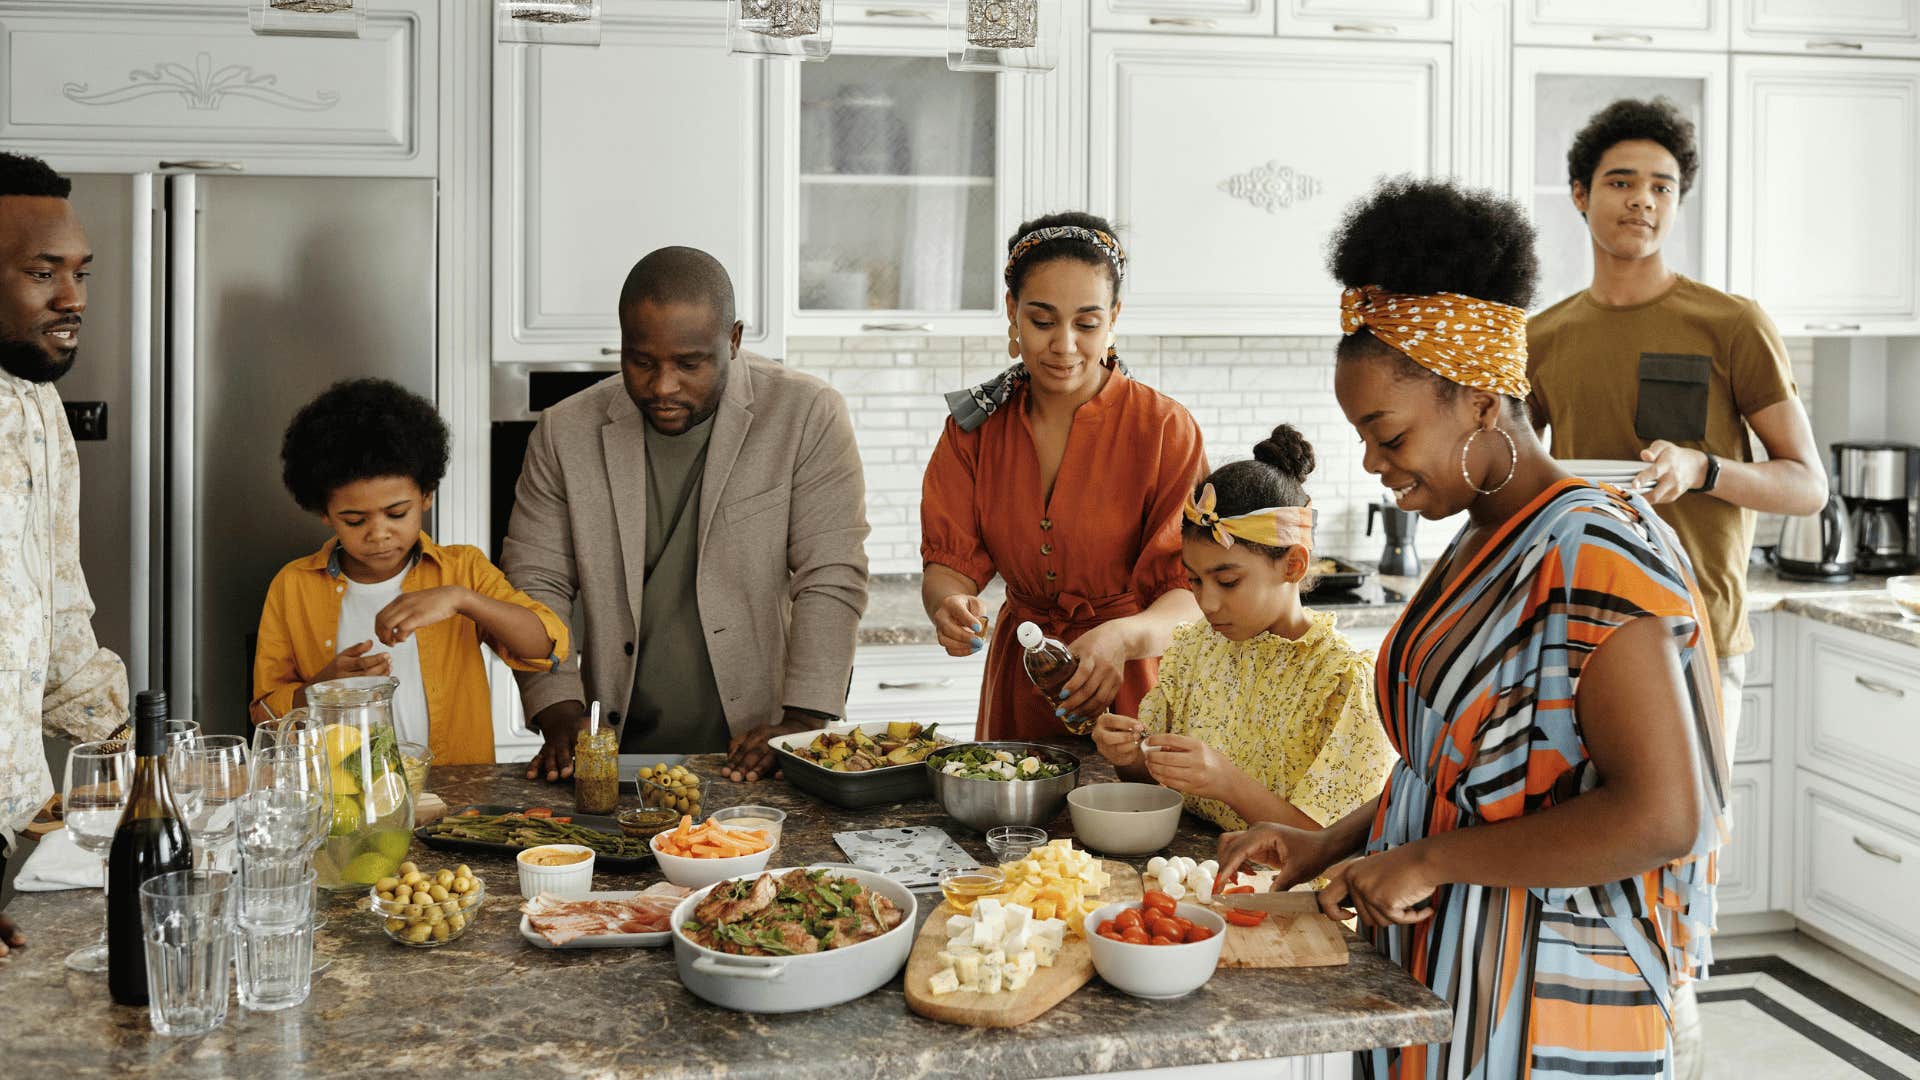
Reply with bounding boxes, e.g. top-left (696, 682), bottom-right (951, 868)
top-left (1015, 621), bottom-right (1092, 734)
top-left (107, 690), bottom-right (195, 1006)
